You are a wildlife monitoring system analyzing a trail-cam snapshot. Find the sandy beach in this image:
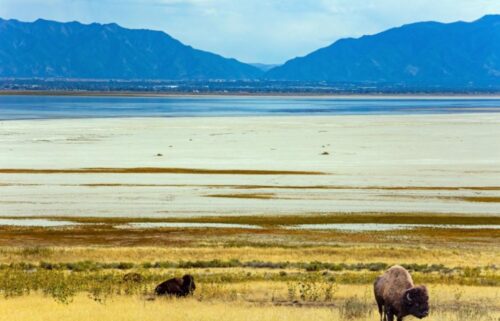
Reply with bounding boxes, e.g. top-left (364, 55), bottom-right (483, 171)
top-left (1, 113), bottom-right (500, 218)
